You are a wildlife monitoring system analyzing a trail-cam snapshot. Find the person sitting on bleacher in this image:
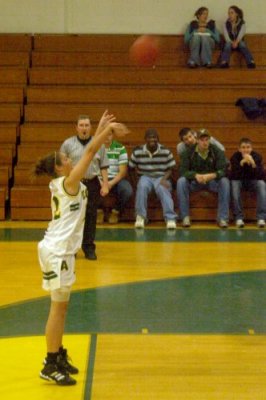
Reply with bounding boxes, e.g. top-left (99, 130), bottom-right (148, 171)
top-left (177, 129), bottom-right (230, 228)
top-left (184, 6), bottom-right (220, 68)
top-left (129, 128), bottom-right (177, 229)
top-left (97, 130), bottom-right (133, 224)
top-left (219, 5), bottom-right (256, 69)
top-left (229, 137), bottom-right (266, 228)
top-left (177, 127), bottom-right (225, 156)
